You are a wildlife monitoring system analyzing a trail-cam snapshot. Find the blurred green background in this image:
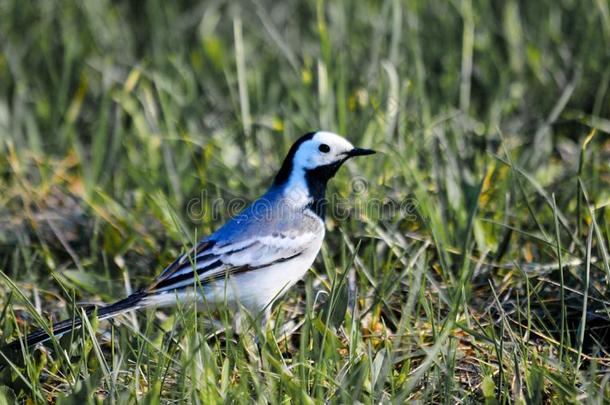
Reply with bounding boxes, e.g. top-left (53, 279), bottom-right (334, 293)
top-left (1, 0), bottom-right (610, 403)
